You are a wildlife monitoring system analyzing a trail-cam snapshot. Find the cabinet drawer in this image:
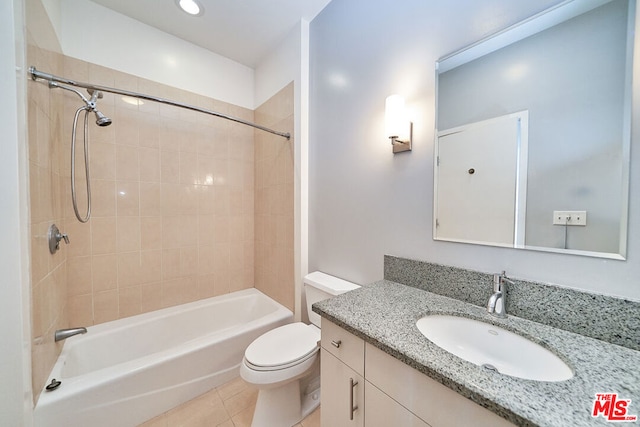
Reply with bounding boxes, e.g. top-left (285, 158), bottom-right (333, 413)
top-left (321, 319), bottom-right (364, 375)
top-left (365, 343), bottom-right (515, 427)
